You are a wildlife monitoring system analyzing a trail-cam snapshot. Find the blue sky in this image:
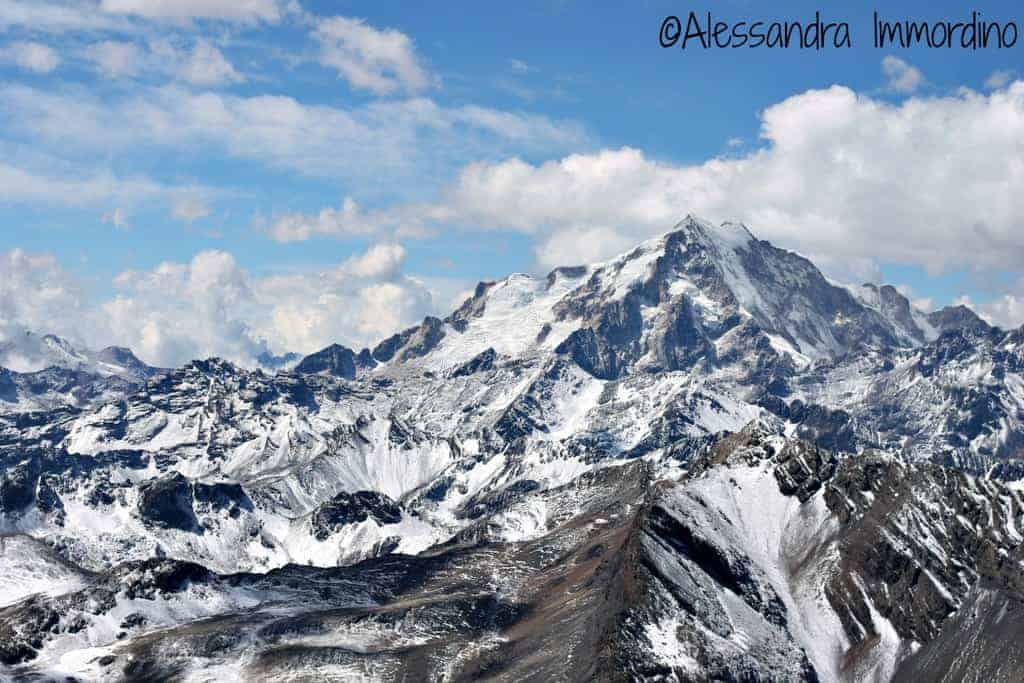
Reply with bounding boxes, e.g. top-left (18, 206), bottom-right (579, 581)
top-left (1, 0), bottom-right (1023, 366)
